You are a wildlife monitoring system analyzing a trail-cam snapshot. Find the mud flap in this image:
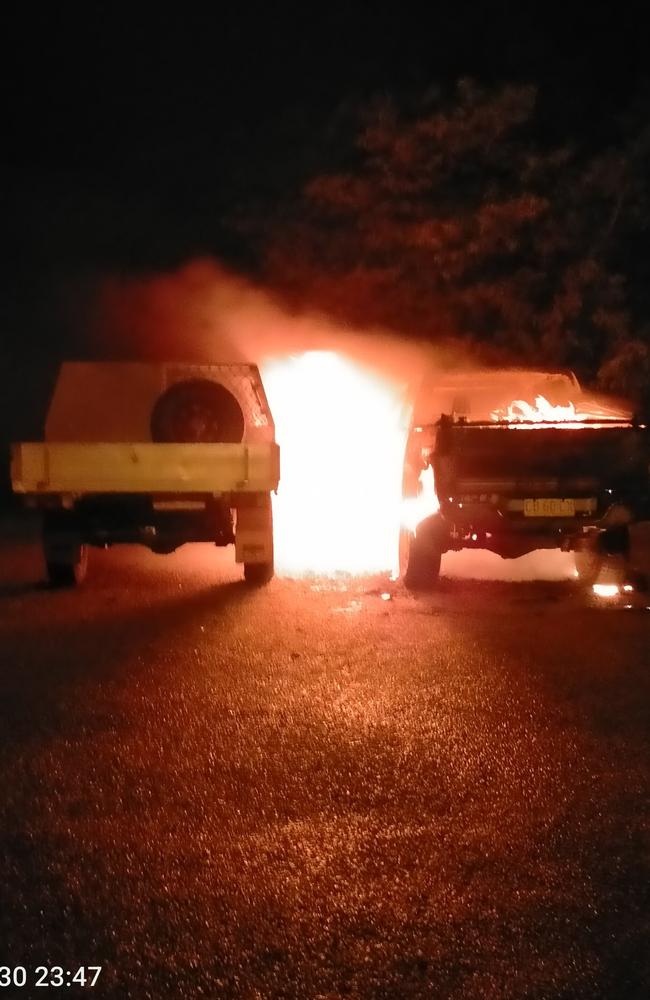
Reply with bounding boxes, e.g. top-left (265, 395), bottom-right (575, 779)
top-left (234, 493), bottom-right (274, 565)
